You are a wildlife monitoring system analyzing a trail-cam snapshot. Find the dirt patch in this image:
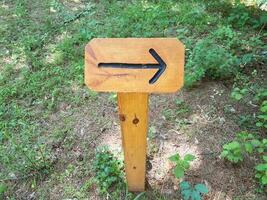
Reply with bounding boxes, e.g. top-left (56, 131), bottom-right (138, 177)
top-left (9, 81), bottom-right (265, 199)
top-left (86, 81), bottom-right (265, 199)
